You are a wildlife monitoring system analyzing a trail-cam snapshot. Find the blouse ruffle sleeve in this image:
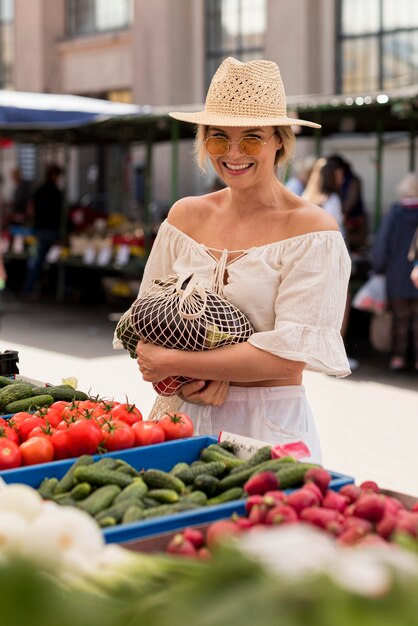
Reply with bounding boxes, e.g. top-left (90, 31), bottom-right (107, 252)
top-left (248, 232), bottom-right (352, 377)
top-left (113, 220), bottom-right (177, 349)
